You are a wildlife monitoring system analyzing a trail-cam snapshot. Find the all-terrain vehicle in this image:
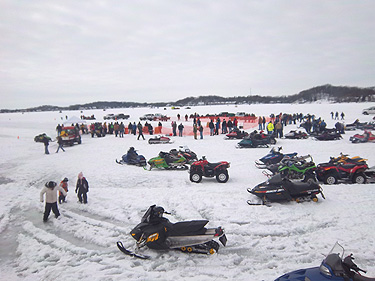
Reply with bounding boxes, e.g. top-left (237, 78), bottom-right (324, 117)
top-left (329, 153), bottom-right (367, 165)
top-left (60, 126), bottom-right (81, 145)
top-left (189, 157), bottom-right (230, 183)
top-left (117, 205), bottom-right (227, 259)
top-left (316, 160), bottom-right (368, 184)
